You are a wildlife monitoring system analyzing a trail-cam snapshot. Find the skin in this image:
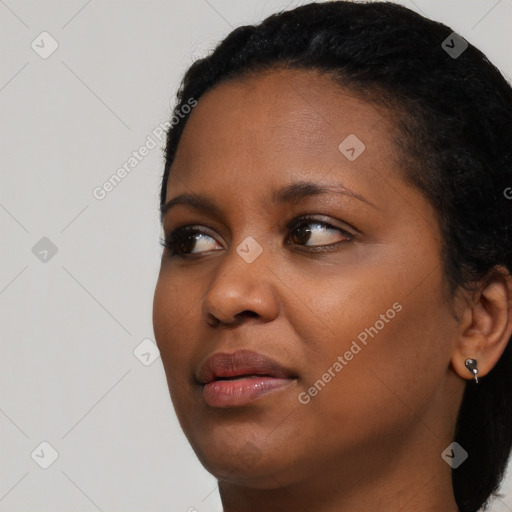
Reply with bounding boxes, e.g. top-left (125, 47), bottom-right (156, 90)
top-left (152, 68), bottom-right (512, 512)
